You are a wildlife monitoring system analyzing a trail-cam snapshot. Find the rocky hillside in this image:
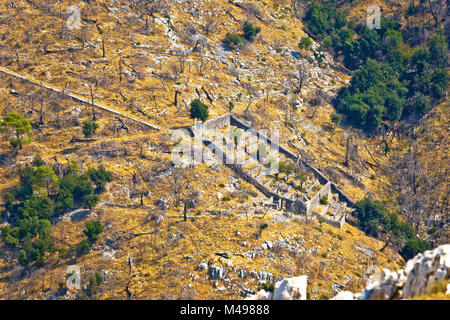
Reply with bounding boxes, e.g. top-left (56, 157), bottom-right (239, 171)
top-left (0, 0), bottom-right (447, 300)
top-left (248, 244), bottom-right (450, 300)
